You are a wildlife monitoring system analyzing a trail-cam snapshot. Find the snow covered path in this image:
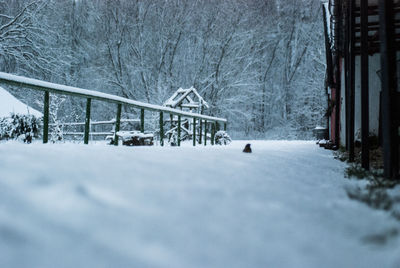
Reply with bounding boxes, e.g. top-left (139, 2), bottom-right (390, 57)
top-left (0, 141), bottom-right (399, 268)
